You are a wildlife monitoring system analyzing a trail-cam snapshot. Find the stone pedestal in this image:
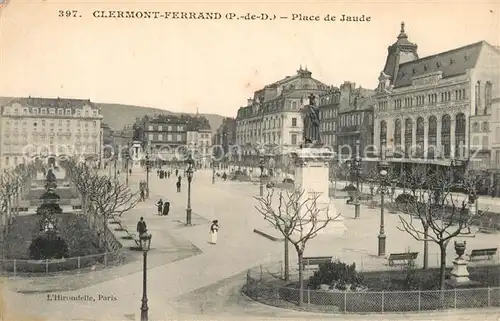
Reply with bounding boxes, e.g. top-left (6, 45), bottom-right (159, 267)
top-left (450, 257), bottom-right (470, 283)
top-left (293, 148), bottom-right (347, 236)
